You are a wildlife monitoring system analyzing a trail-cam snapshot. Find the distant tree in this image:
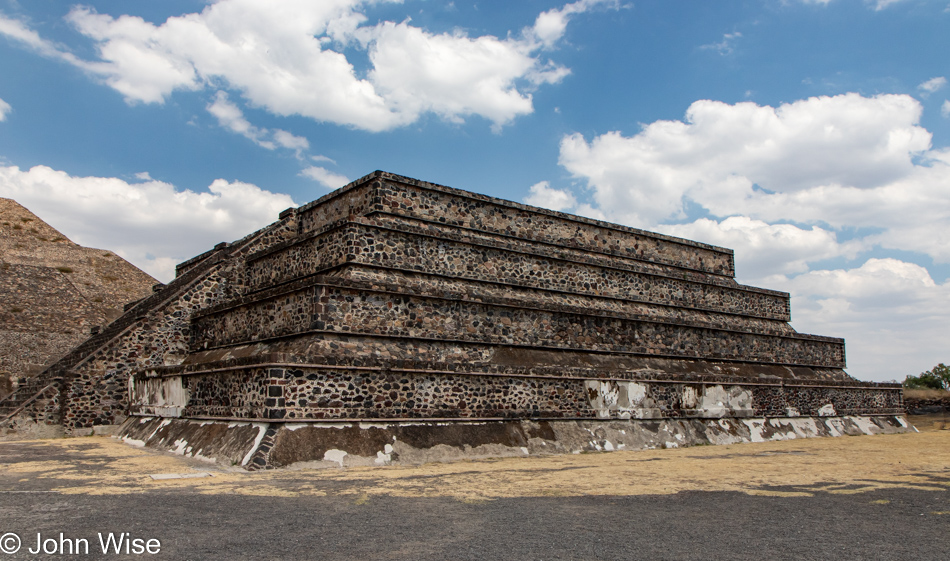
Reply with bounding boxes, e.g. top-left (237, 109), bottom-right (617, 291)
top-left (903, 363), bottom-right (950, 390)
